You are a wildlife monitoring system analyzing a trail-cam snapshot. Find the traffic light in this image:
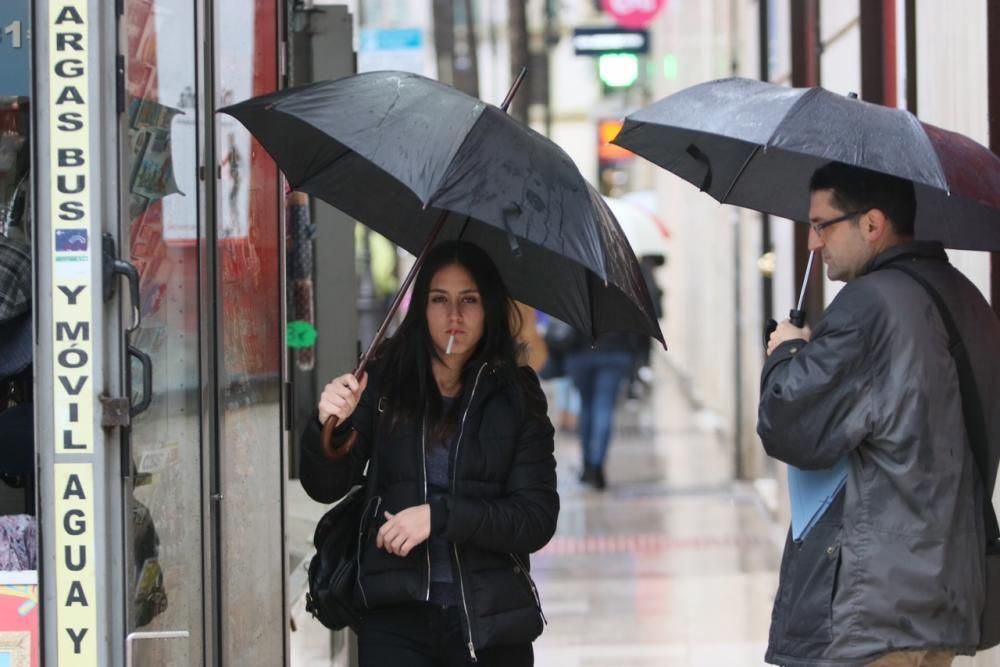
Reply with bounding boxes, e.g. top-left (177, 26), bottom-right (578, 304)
top-left (598, 53), bottom-right (639, 88)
